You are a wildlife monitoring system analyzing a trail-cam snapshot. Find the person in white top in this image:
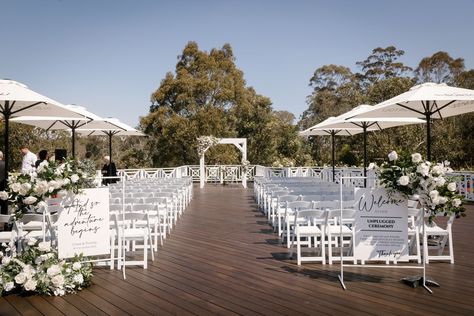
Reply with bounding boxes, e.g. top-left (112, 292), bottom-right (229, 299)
top-left (20, 145), bottom-right (37, 174)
